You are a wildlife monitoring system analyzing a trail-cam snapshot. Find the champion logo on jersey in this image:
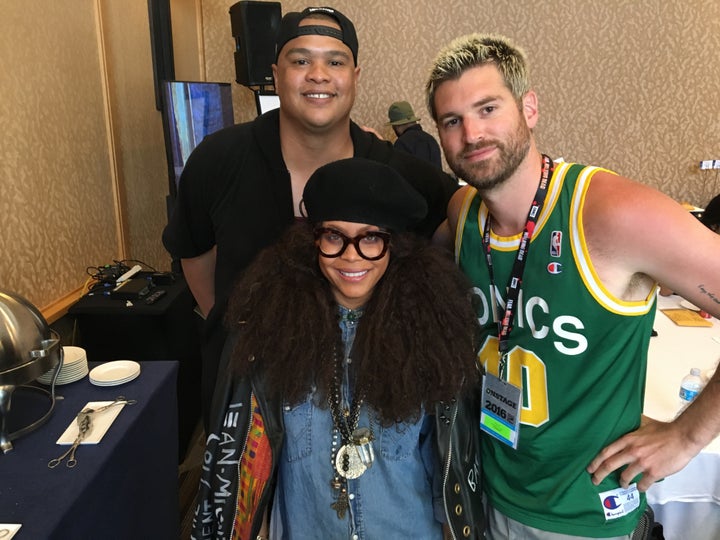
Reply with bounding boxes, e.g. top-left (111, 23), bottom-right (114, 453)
top-left (550, 230), bottom-right (562, 257)
top-left (547, 262), bottom-right (563, 274)
top-left (603, 496), bottom-right (620, 510)
top-left (598, 484), bottom-right (640, 520)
